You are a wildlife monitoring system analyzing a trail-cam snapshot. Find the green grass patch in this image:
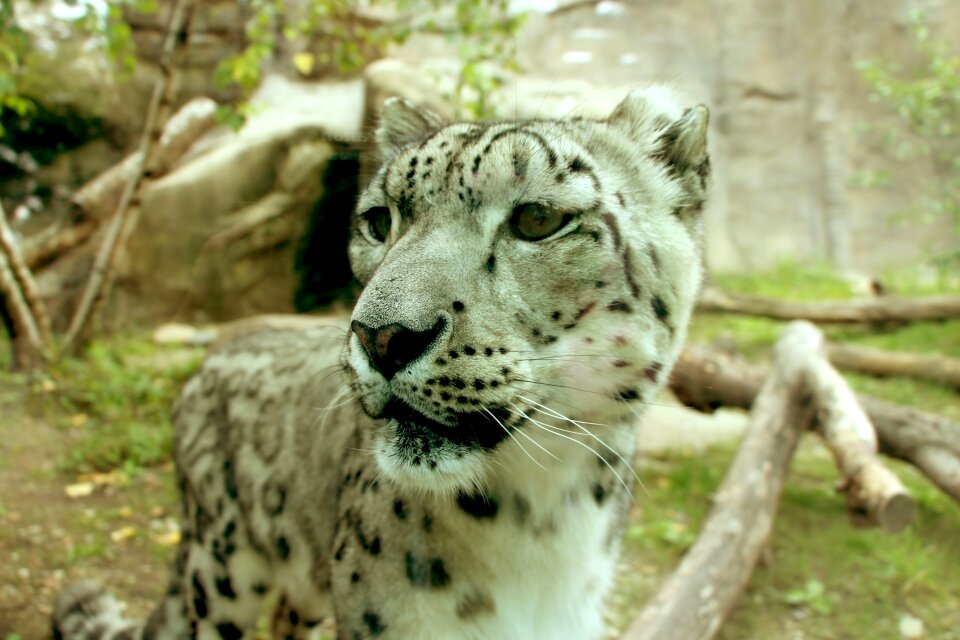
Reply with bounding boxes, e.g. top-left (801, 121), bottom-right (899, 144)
top-left (691, 264), bottom-right (960, 417)
top-left (0, 335), bottom-right (204, 474)
top-left (614, 441), bottom-right (960, 639)
top-left (711, 262), bottom-right (856, 301)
